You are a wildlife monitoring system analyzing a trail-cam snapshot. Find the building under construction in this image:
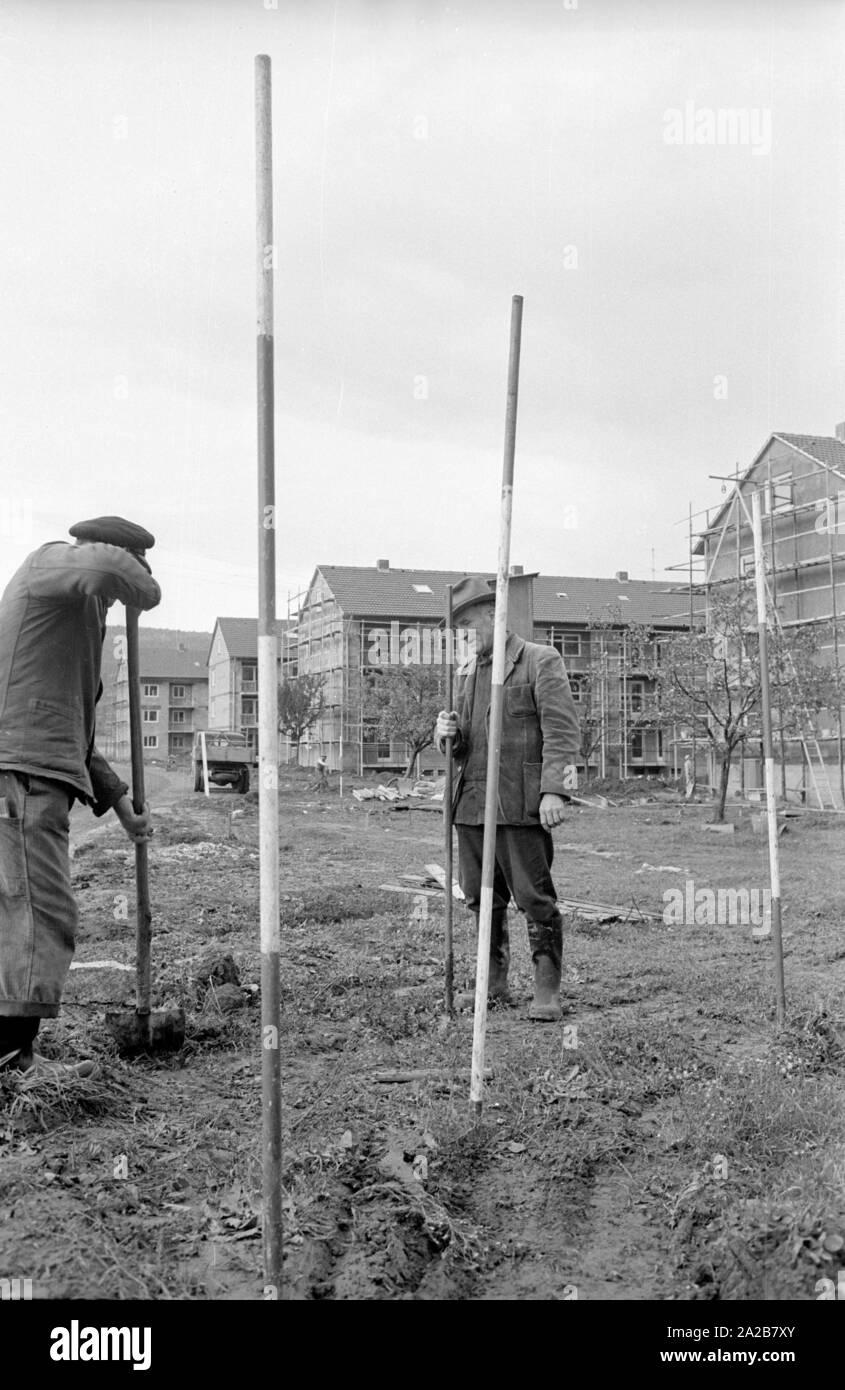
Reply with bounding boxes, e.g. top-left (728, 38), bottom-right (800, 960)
top-left (286, 562), bottom-right (691, 779)
top-left (692, 427), bottom-right (845, 808)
